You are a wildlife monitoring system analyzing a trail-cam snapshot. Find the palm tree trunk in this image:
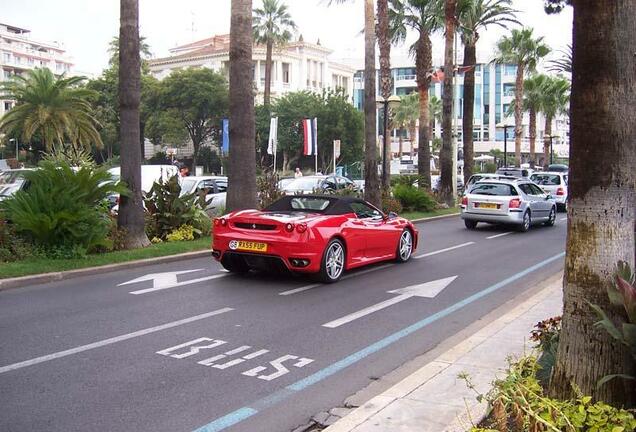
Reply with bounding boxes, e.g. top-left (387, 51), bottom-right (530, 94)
top-left (264, 39), bottom-right (273, 106)
top-left (363, 0), bottom-right (380, 207)
top-left (439, 0), bottom-right (456, 206)
top-left (227, 0), bottom-right (257, 211)
top-left (409, 124), bottom-right (416, 158)
top-left (377, 0), bottom-right (391, 192)
top-left (415, 34), bottom-right (432, 189)
top-left (543, 114), bottom-right (552, 169)
top-left (549, 0), bottom-right (636, 406)
top-left (462, 41), bottom-right (476, 184)
top-left (513, 63), bottom-right (524, 166)
top-left (117, 0), bottom-right (149, 249)
top-left (529, 107), bottom-right (536, 167)
top-left (398, 133), bottom-right (403, 158)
